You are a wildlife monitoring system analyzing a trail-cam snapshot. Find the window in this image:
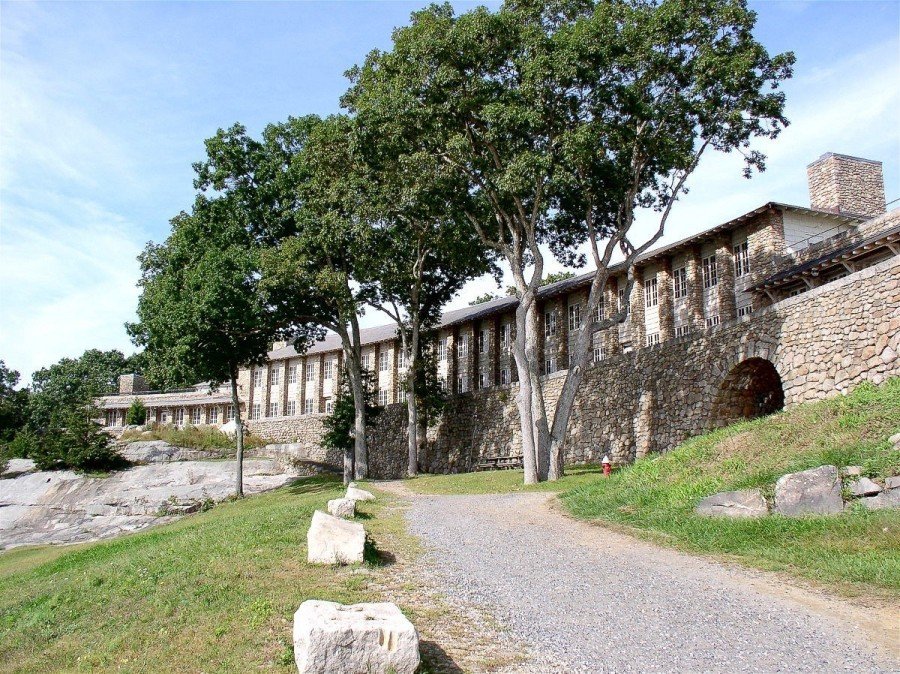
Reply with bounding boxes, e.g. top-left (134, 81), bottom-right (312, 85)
top-left (191, 408), bottom-right (202, 425)
top-left (253, 369), bottom-right (263, 387)
top-left (251, 404), bottom-right (261, 420)
top-left (161, 411), bottom-right (170, 424)
top-left (175, 409), bottom-right (185, 426)
top-left (379, 351), bottom-right (389, 372)
top-left (787, 285), bottom-right (806, 298)
top-left (438, 376), bottom-right (447, 392)
top-left (397, 386), bottom-right (407, 403)
top-left (646, 332), bottom-right (660, 346)
top-left (288, 365), bottom-right (297, 384)
top-left (545, 311), bottom-right (557, 338)
top-left (378, 389), bottom-right (388, 406)
top-left (325, 399), bottom-right (334, 414)
top-left (457, 375), bottom-right (468, 393)
top-left (438, 338), bottom-right (447, 361)
top-left (270, 368), bottom-right (280, 386)
top-left (209, 407), bottom-right (219, 424)
top-left (226, 405), bottom-right (235, 422)
top-left (618, 288), bottom-right (627, 314)
top-left (305, 363), bottom-right (315, 382)
top-left (269, 402), bottom-right (279, 417)
top-left (361, 354), bottom-right (371, 371)
top-left (568, 304), bottom-right (582, 331)
top-left (479, 372), bottom-right (489, 389)
top-left (733, 241), bottom-right (750, 277)
top-left (706, 315), bottom-right (720, 328)
top-left (544, 358), bottom-right (556, 375)
top-left (674, 325), bottom-right (691, 338)
top-left (287, 400), bottom-right (297, 416)
top-left (593, 297), bottom-right (605, 323)
top-left (702, 255), bottom-right (718, 289)
top-left (457, 334), bottom-right (469, 357)
top-left (593, 340), bottom-right (604, 363)
top-left (737, 304), bottom-right (753, 318)
top-left (303, 399), bottom-right (315, 415)
top-left (673, 267), bottom-right (688, 299)
top-left (398, 349), bottom-right (407, 370)
top-left (324, 361), bottom-right (333, 380)
top-left (500, 324), bottom-right (510, 349)
top-left (644, 278), bottom-right (658, 308)
top-left (105, 411), bottom-right (115, 427)
top-left (500, 368), bottom-right (510, 385)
